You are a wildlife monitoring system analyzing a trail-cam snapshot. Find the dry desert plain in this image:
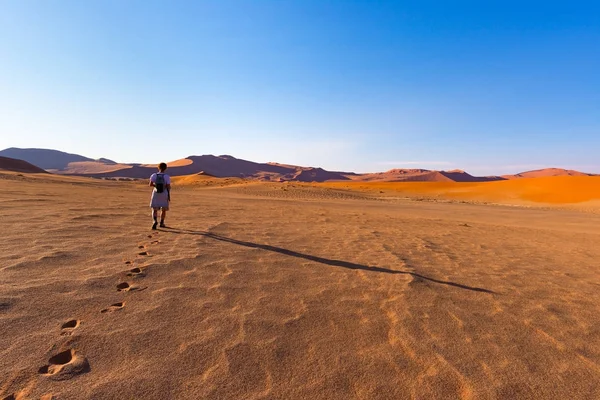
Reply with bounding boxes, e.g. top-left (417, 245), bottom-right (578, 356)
top-left (2, 172), bottom-right (600, 399)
